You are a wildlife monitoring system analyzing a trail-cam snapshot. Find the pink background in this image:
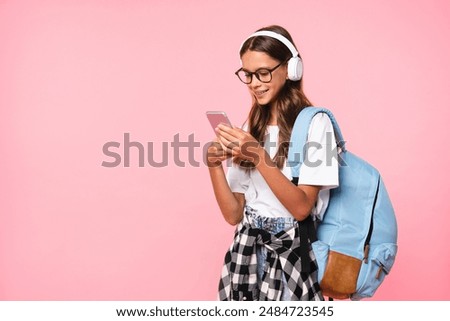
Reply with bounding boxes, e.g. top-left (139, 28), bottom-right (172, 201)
top-left (1, 0), bottom-right (449, 300)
